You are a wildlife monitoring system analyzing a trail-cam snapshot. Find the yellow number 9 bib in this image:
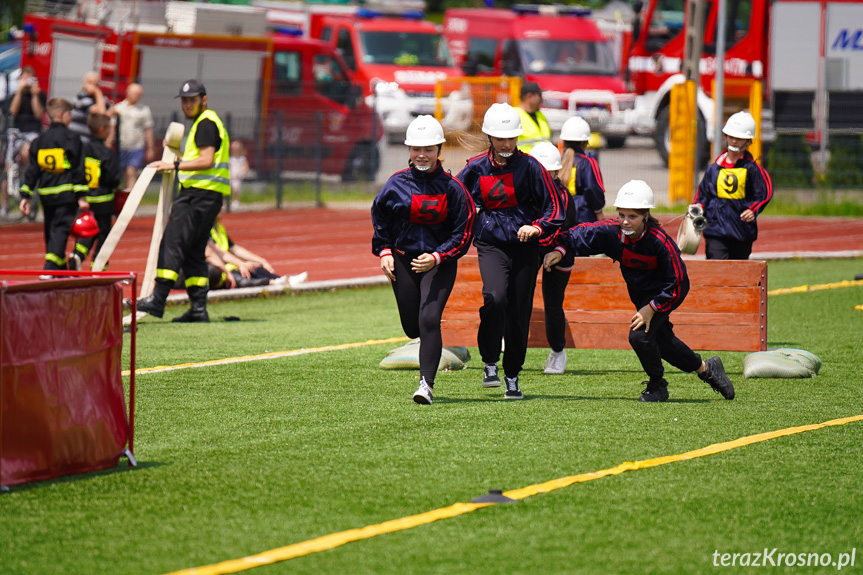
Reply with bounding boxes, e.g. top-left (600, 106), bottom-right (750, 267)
top-left (37, 148), bottom-right (70, 174)
top-left (716, 167), bottom-right (747, 200)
